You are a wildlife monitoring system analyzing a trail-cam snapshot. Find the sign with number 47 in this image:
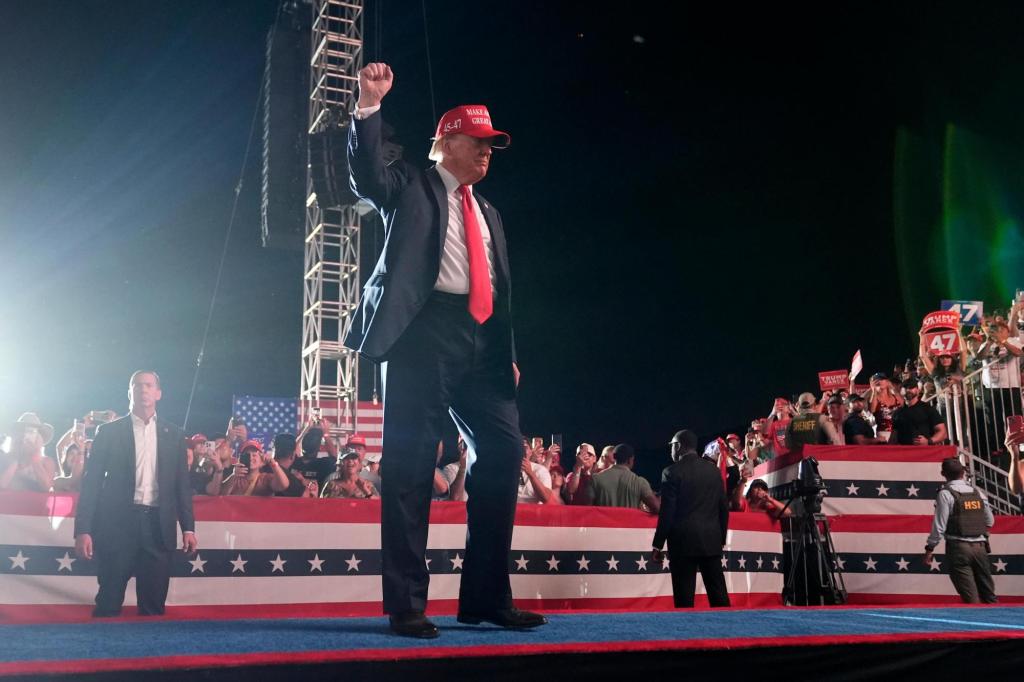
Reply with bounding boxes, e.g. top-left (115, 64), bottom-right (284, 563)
top-left (925, 331), bottom-right (960, 354)
top-left (941, 300), bottom-right (983, 325)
